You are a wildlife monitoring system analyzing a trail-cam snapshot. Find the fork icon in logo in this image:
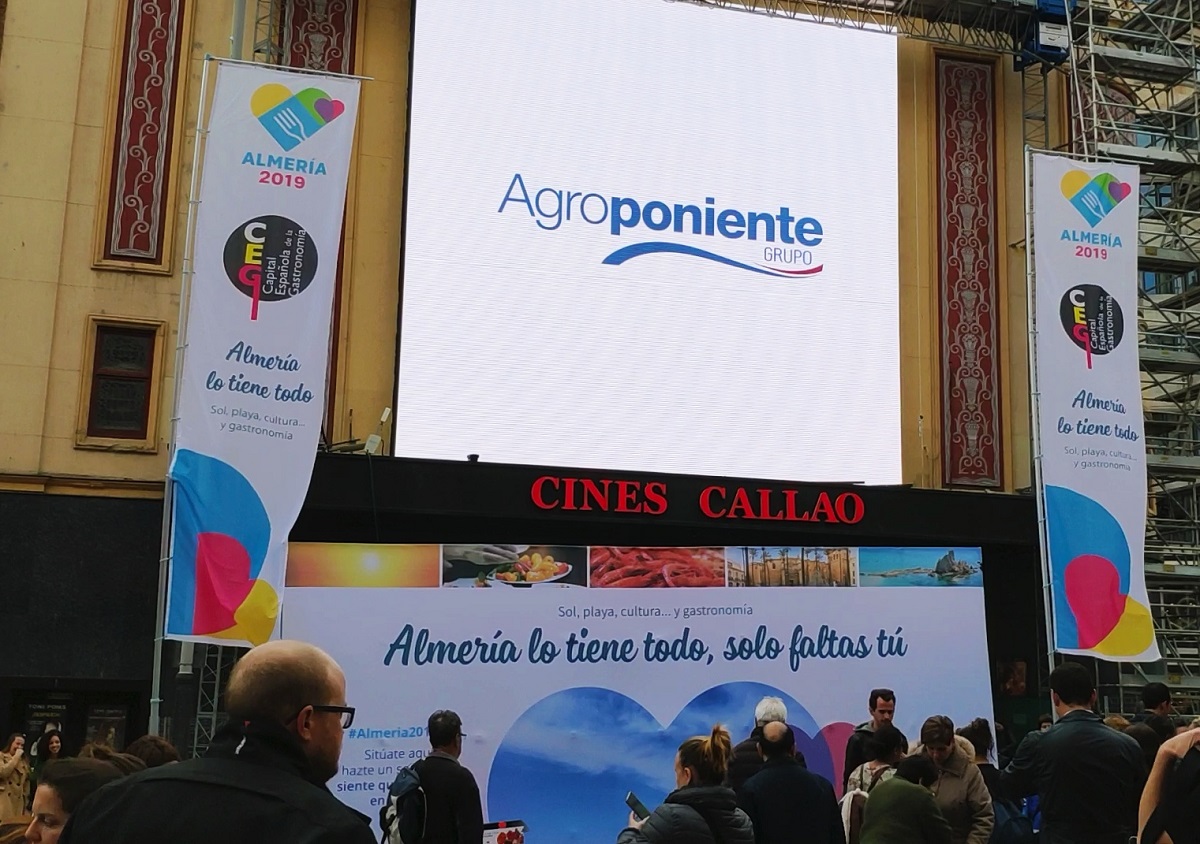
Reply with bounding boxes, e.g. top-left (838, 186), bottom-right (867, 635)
top-left (251, 83), bottom-right (345, 152)
top-left (272, 105), bottom-right (312, 148)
